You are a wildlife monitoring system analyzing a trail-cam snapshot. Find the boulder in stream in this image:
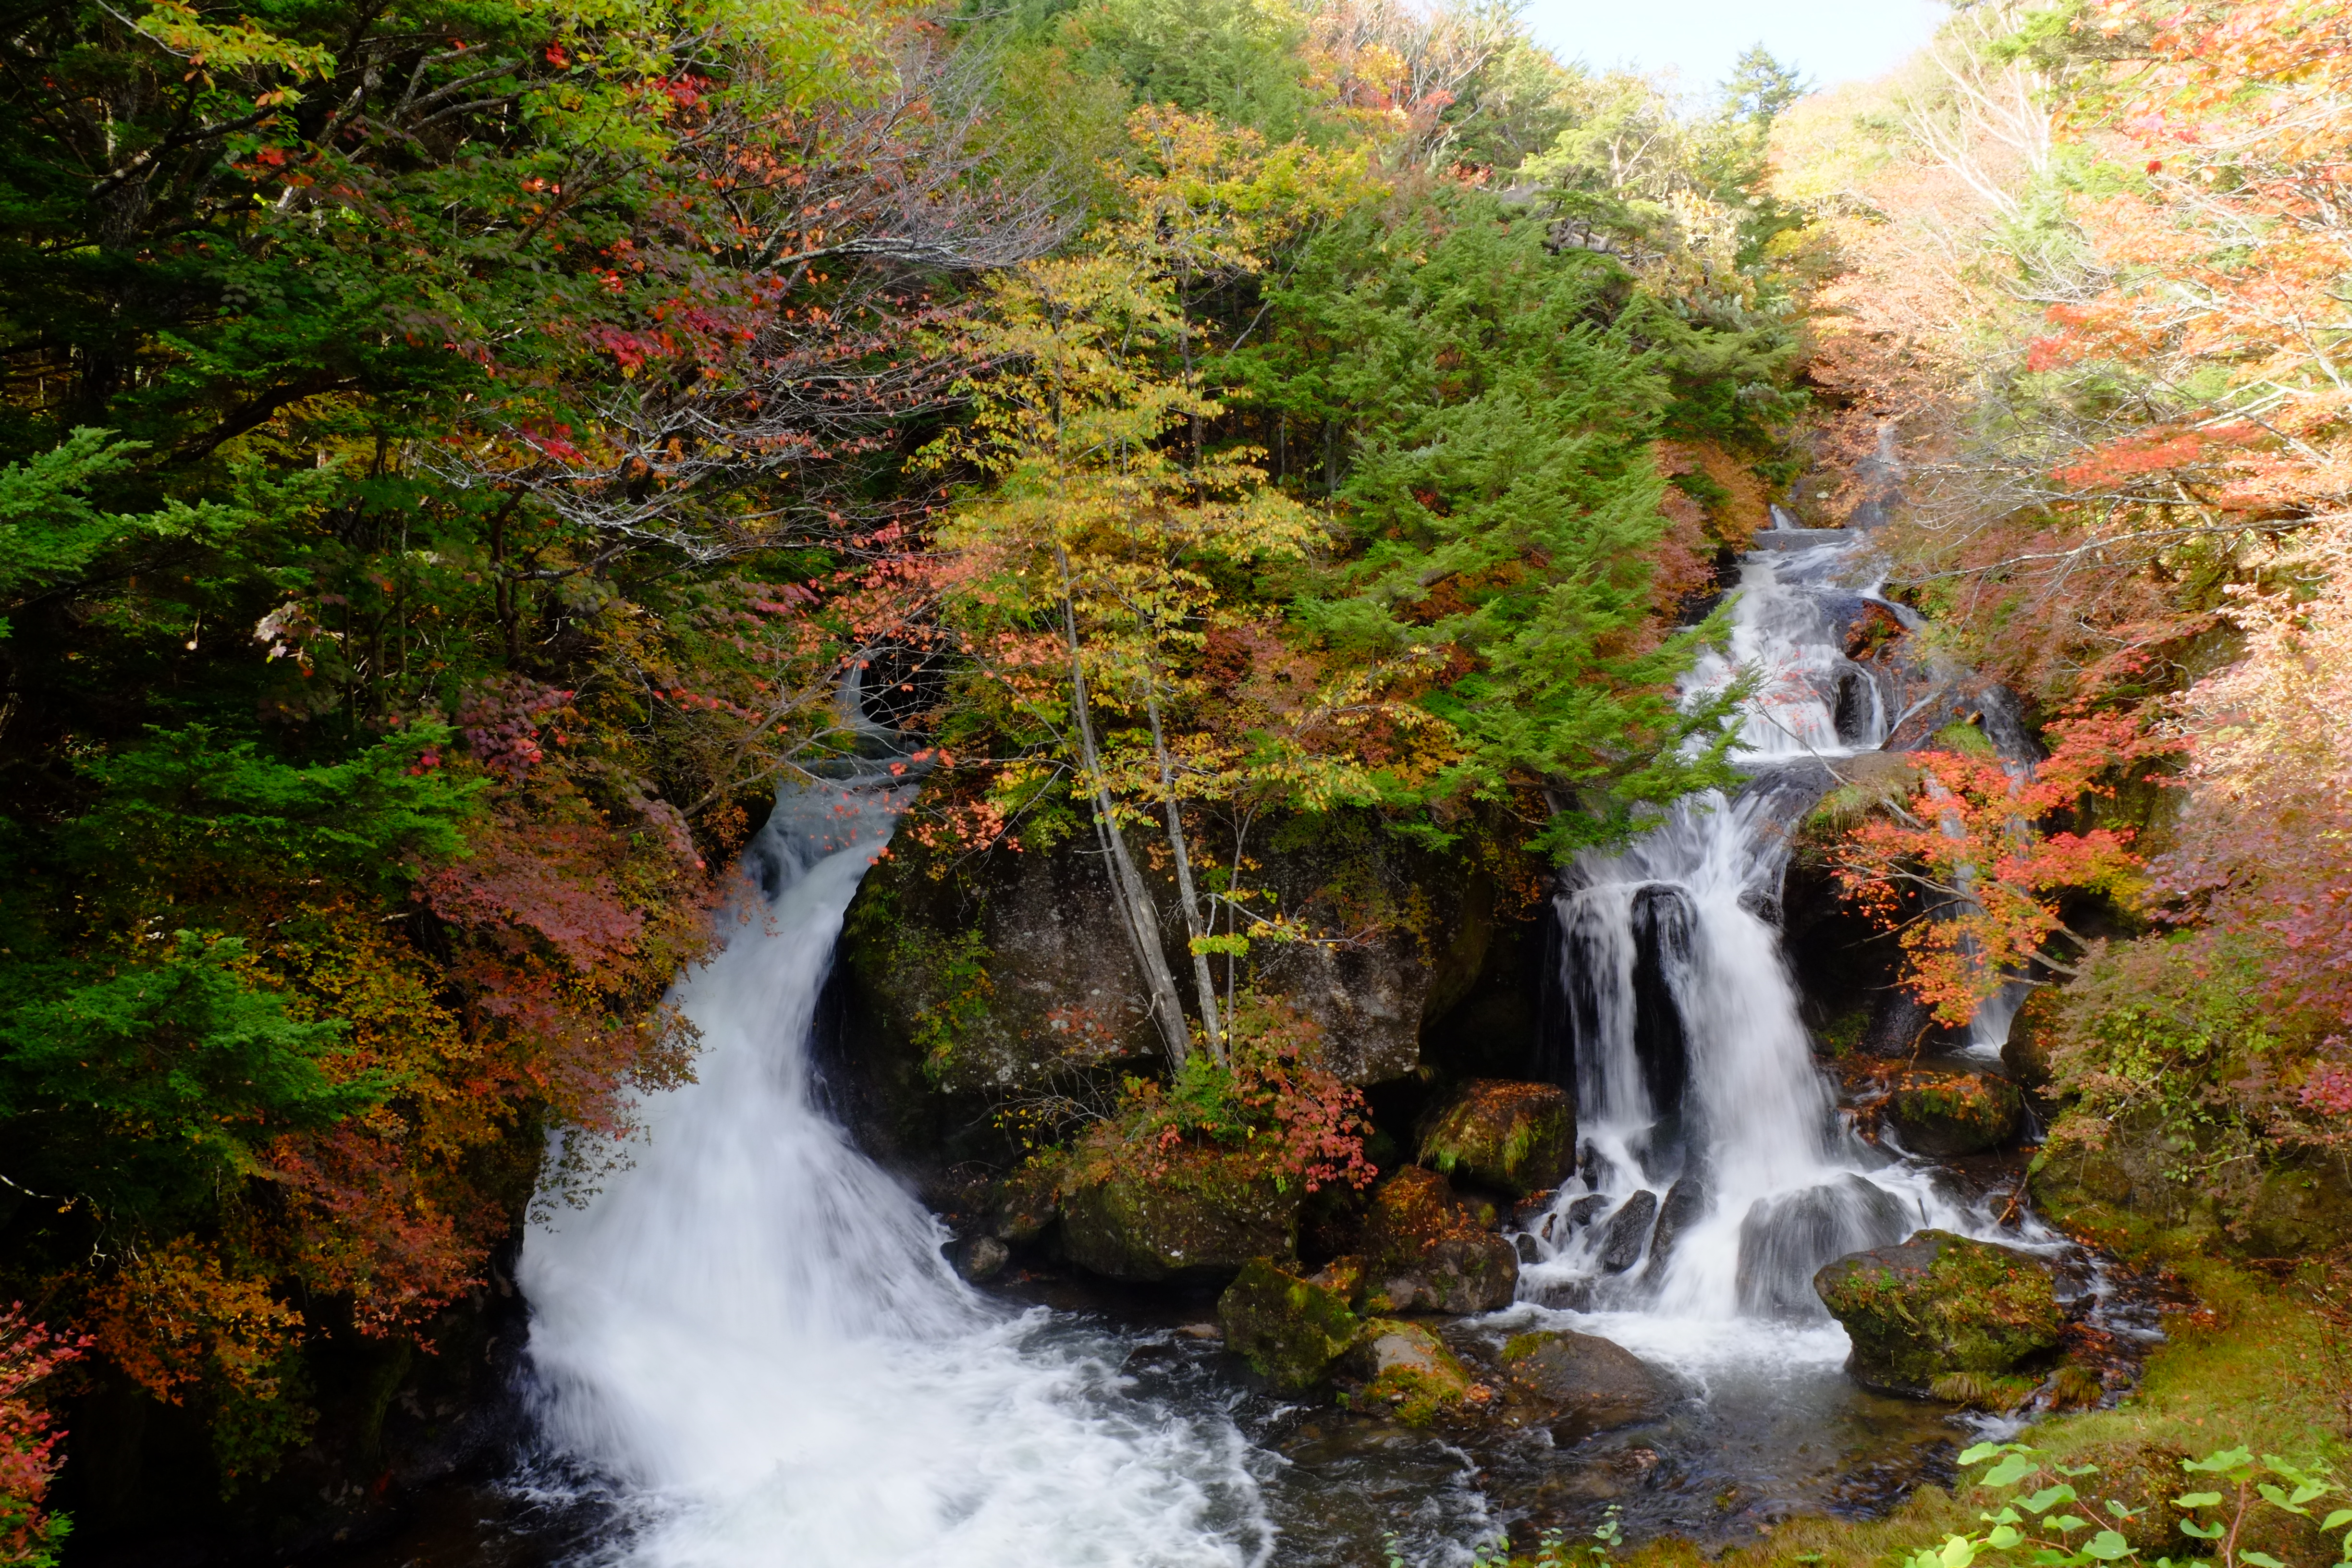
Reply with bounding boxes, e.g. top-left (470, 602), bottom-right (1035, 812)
top-left (1498, 1328), bottom-right (1669, 1435)
top-left (1596, 1189), bottom-right (1660, 1273)
top-left (1058, 1146), bottom-right (1302, 1283)
top-left (1342, 1319), bottom-right (1477, 1426)
top-left (1734, 1173), bottom-right (1911, 1317)
top-left (1218, 1259), bottom-right (1361, 1390)
top-left (1884, 1069), bottom-right (2023, 1157)
top-left (1358, 1167), bottom-right (1518, 1314)
top-left (1813, 1229), bottom-right (2063, 1393)
top-left (1644, 1173), bottom-right (1709, 1274)
top-left (1417, 1079), bottom-right (1575, 1195)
